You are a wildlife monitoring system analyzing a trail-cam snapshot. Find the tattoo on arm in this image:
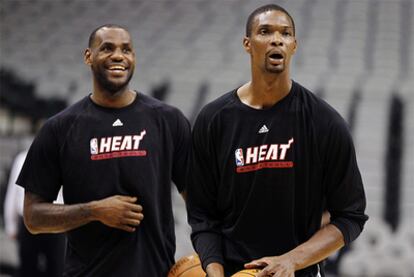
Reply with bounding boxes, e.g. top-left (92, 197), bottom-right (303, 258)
top-left (23, 191), bottom-right (95, 234)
